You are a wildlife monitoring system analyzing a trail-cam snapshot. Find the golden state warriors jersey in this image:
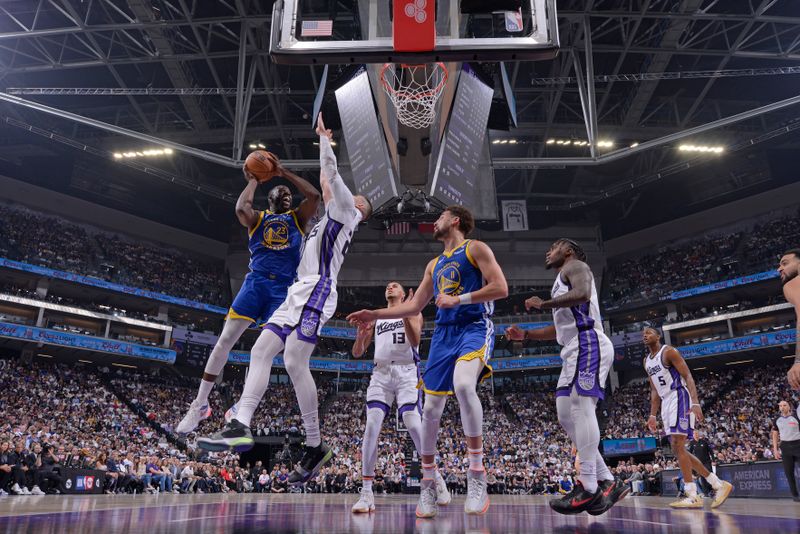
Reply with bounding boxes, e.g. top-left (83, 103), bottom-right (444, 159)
top-left (247, 210), bottom-right (304, 278)
top-left (431, 240), bottom-right (493, 325)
